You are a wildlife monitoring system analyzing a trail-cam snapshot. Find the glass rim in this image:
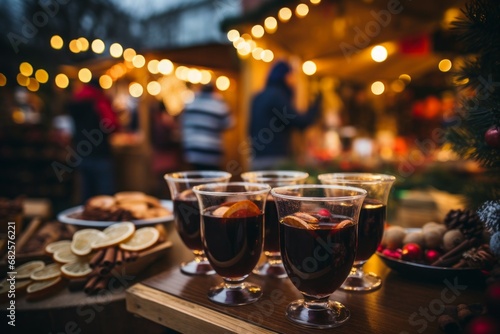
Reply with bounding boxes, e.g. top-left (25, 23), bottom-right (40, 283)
top-left (318, 173), bottom-right (395, 184)
top-left (164, 170), bottom-right (231, 183)
top-left (241, 170), bottom-right (309, 182)
top-left (193, 182), bottom-right (271, 196)
top-left (271, 184), bottom-right (367, 201)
